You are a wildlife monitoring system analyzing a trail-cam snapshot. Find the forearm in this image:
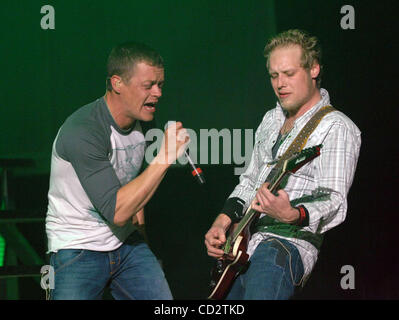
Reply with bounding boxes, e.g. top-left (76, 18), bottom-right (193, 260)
top-left (114, 122), bottom-right (190, 226)
top-left (113, 155), bottom-right (169, 226)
